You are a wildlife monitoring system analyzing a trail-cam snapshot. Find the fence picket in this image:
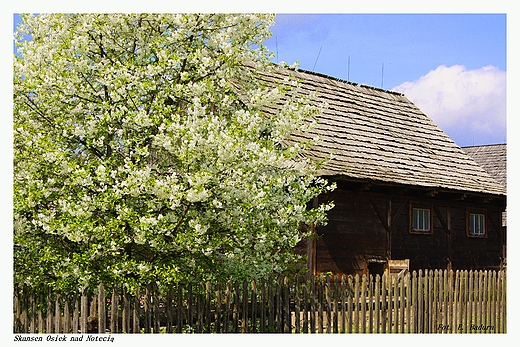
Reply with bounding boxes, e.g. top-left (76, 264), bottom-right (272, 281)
top-left (134, 288), bottom-right (141, 333)
top-left (374, 274), bottom-right (380, 333)
top-left (284, 276), bottom-right (291, 333)
top-left (242, 280), bottom-right (248, 333)
top-left (252, 280), bottom-right (258, 333)
top-left (223, 280), bottom-right (230, 333)
top-left (98, 284), bottom-right (105, 333)
top-left (325, 275), bottom-right (332, 333)
top-left (353, 275), bottom-right (359, 333)
top-left (366, 275), bottom-right (371, 333)
top-left (388, 273), bottom-right (393, 333)
top-left (405, 272), bottom-right (411, 333)
top-left (260, 279), bottom-right (266, 333)
top-left (381, 273), bottom-right (387, 333)
top-left (340, 275), bottom-right (347, 333)
top-left (361, 275), bottom-right (367, 333)
top-left (215, 283), bottom-right (222, 333)
top-left (13, 269), bottom-right (506, 334)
